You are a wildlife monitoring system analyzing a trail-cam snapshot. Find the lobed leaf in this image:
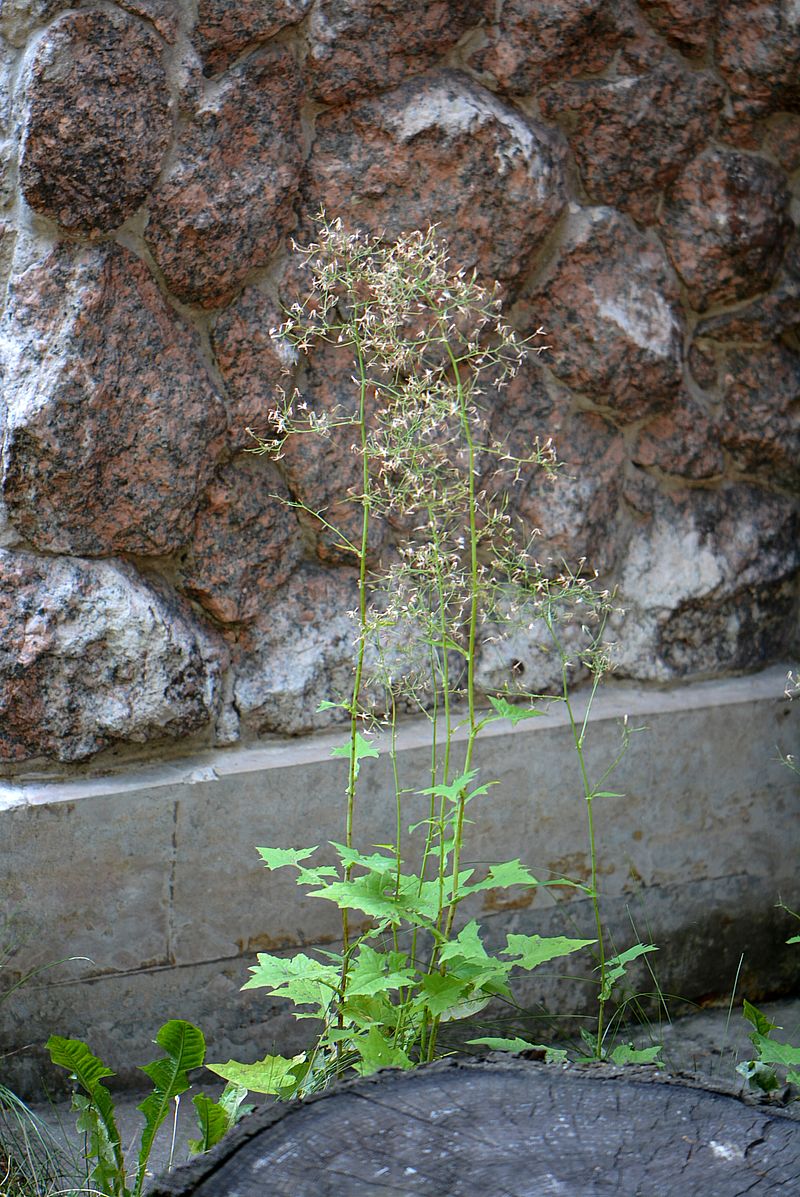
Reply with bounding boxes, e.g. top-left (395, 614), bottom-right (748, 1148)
top-left (207, 1054), bottom-right (306, 1097)
top-left (503, 934), bottom-right (595, 971)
